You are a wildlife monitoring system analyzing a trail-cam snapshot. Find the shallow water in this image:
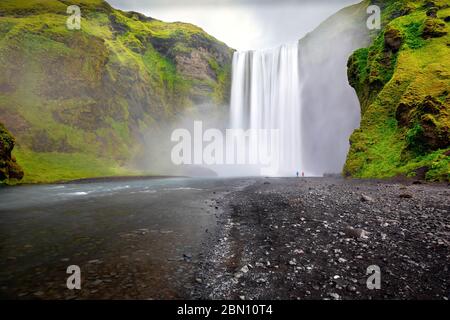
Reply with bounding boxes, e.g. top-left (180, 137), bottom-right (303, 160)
top-left (0, 177), bottom-right (250, 299)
